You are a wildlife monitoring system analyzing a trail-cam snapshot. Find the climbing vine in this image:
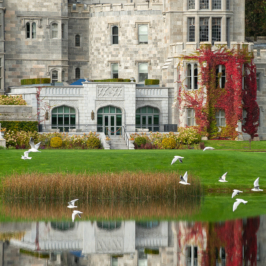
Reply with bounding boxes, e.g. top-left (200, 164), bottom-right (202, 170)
top-left (177, 44), bottom-right (259, 139)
